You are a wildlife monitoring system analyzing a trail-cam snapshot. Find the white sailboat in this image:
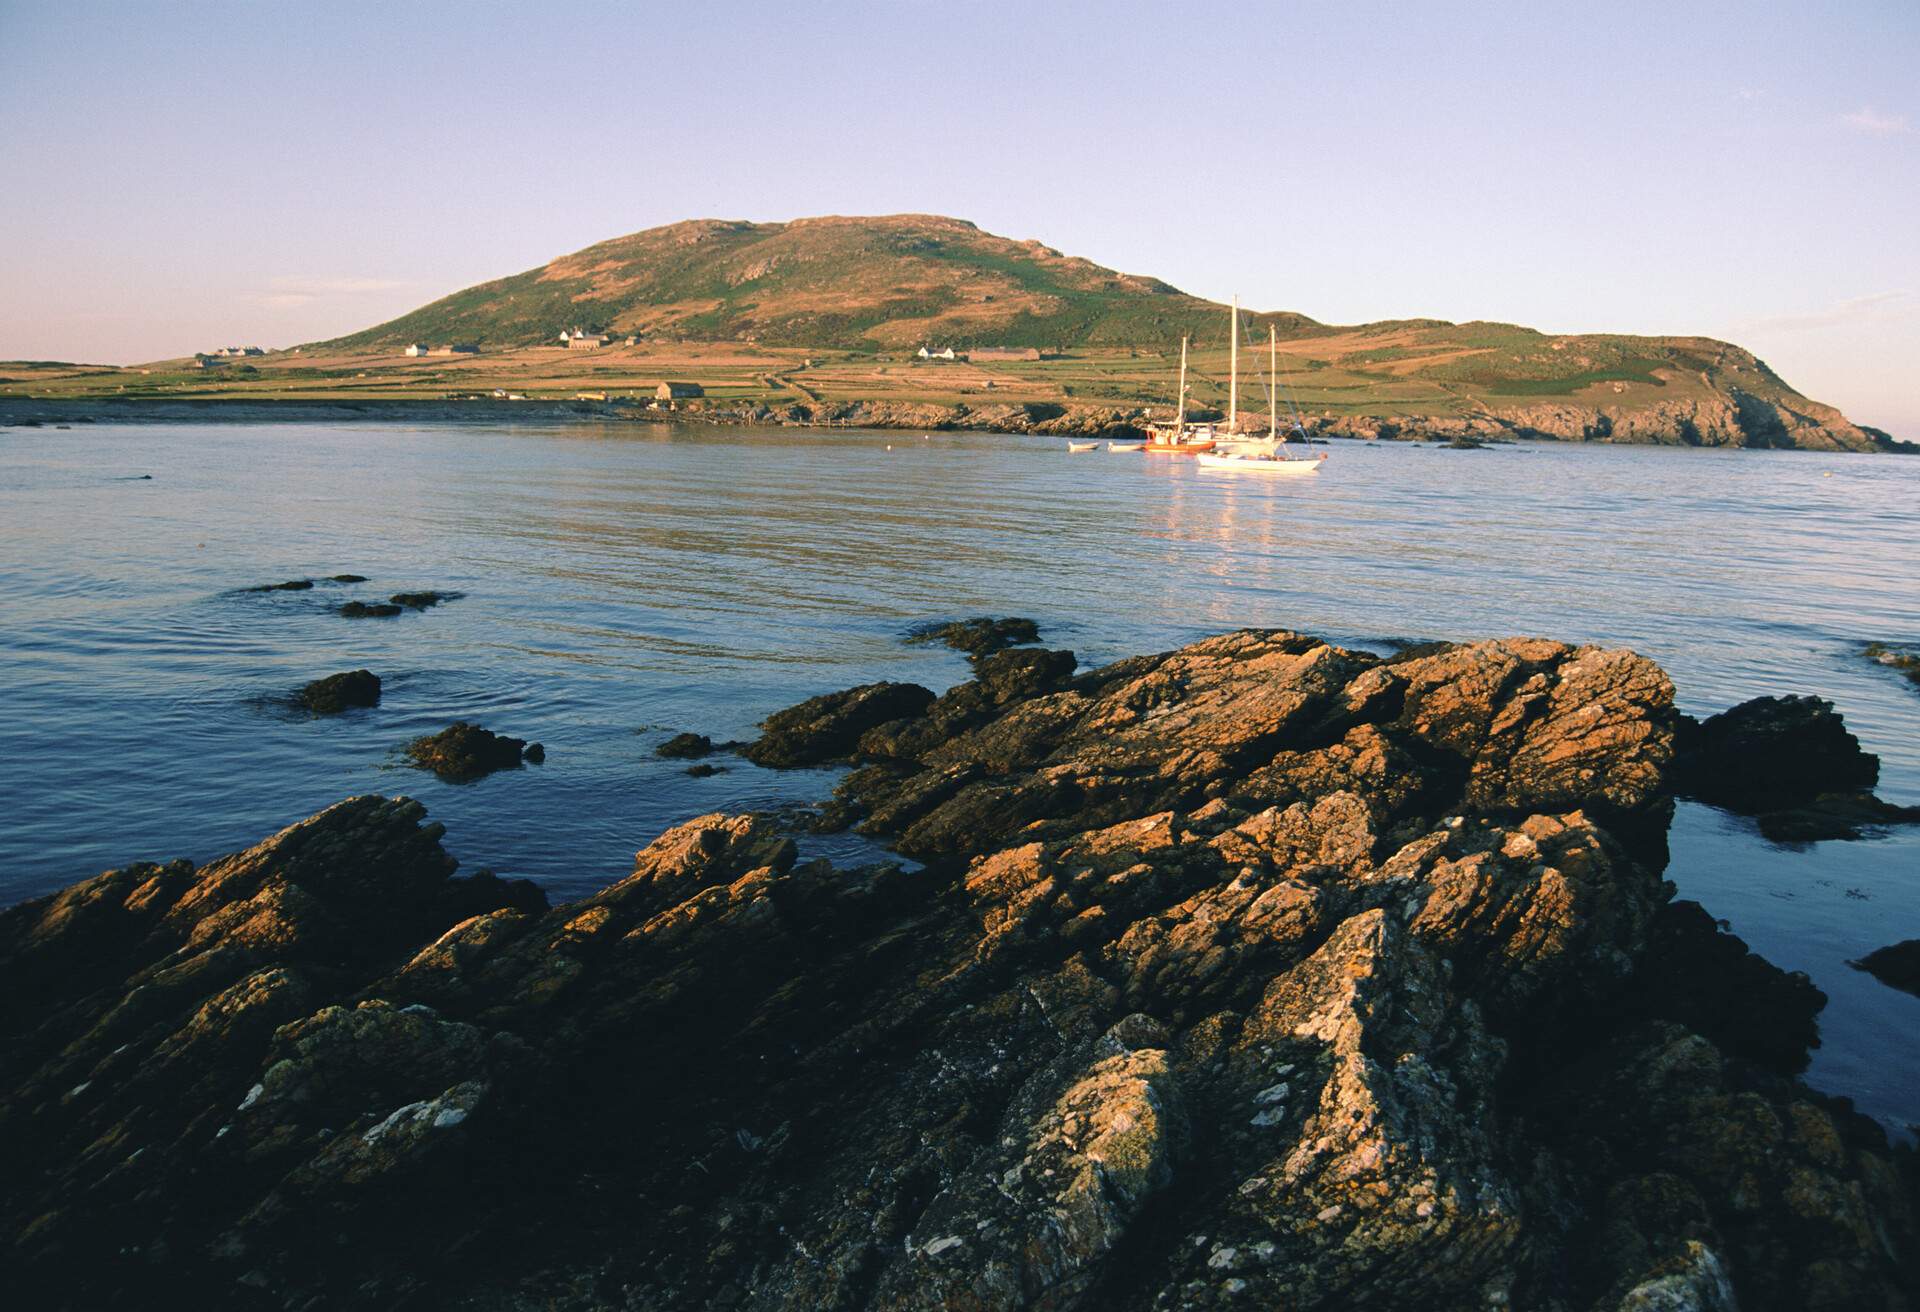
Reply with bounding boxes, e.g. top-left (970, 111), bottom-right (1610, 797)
top-left (1197, 320), bottom-right (1329, 474)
